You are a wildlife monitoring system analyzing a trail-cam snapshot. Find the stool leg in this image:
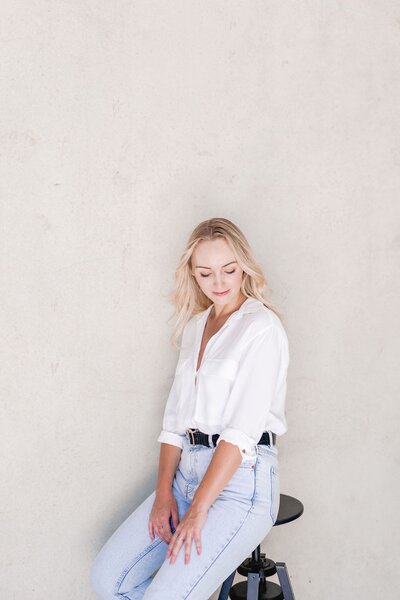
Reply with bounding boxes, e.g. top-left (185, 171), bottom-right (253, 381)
top-left (275, 562), bottom-right (296, 600)
top-left (217, 570), bottom-right (236, 600)
top-left (247, 572), bottom-right (260, 600)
